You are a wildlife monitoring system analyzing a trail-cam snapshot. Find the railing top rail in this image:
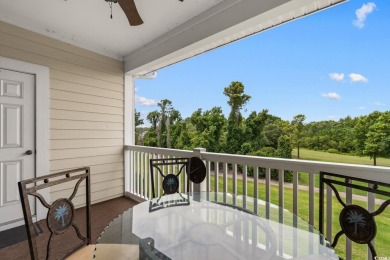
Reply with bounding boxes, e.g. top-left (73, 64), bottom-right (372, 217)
top-left (125, 145), bottom-right (193, 157)
top-left (125, 145), bottom-right (390, 183)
